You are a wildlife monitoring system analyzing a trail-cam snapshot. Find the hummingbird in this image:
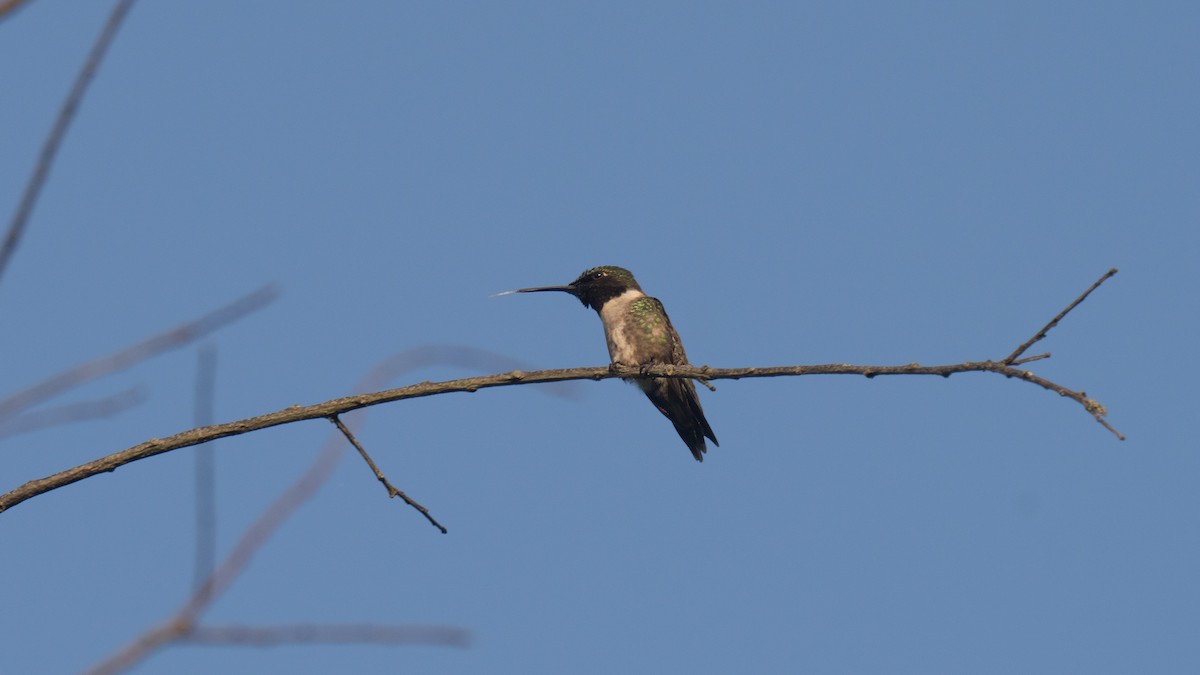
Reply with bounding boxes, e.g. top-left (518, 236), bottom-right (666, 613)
top-left (503, 265), bottom-right (718, 462)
